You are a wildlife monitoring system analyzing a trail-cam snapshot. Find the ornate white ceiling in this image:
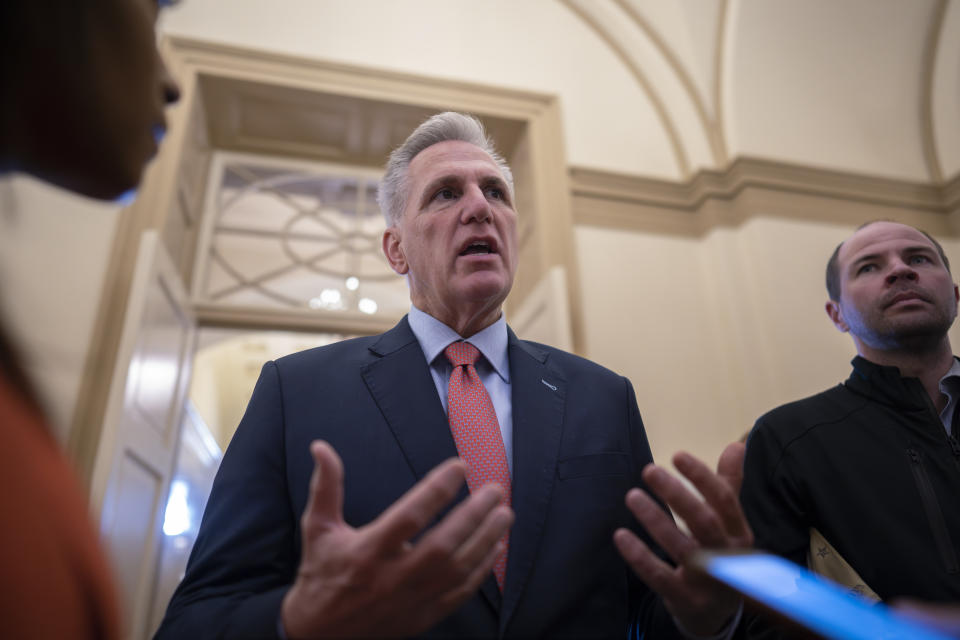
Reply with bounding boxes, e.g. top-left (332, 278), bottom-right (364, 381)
top-left (561, 0), bottom-right (958, 182)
